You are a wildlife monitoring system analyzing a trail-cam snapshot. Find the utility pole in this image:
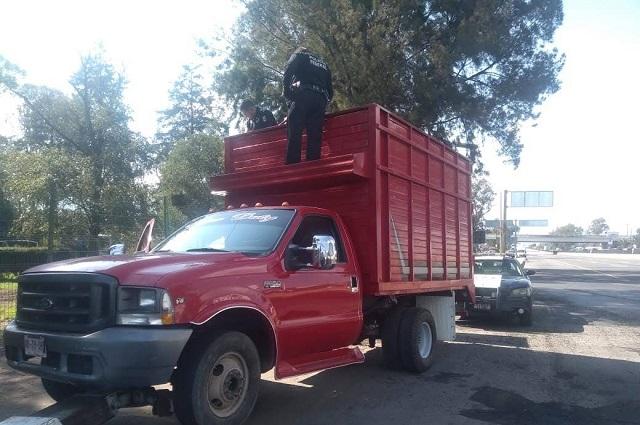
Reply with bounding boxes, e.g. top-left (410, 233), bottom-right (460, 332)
top-left (501, 190), bottom-right (508, 253)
